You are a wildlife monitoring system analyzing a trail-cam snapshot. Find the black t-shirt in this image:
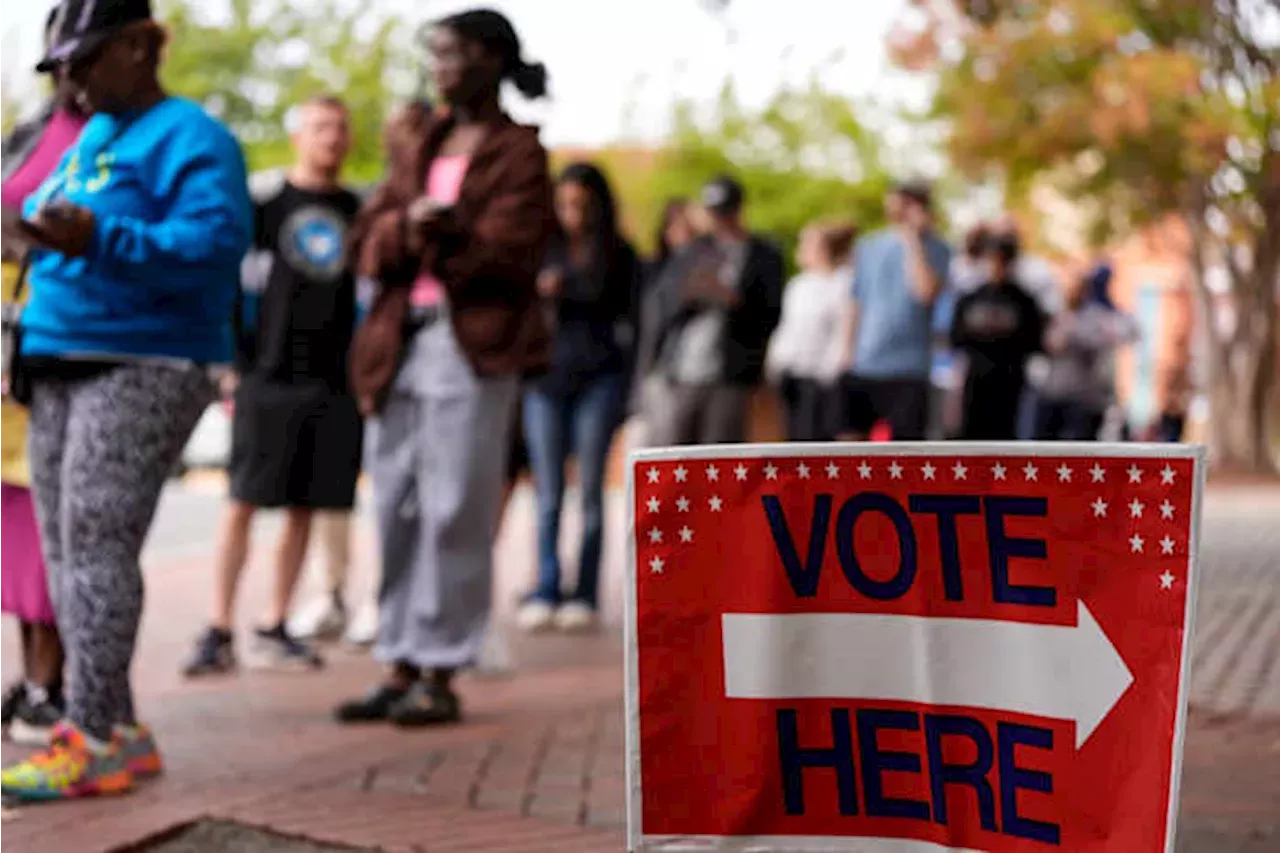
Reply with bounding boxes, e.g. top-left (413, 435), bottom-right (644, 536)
top-left (237, 181), bottom-right (361, 388)
top-left (951, 280), bottom-right (1046, 382)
